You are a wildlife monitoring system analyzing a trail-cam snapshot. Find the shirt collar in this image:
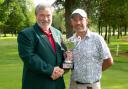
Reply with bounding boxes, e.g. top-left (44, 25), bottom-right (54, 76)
top-left (41, 28), bottom-right (52, 36)
top-left (72, 28), bottom-right (91, 39)
top-left (85, 29), bottom-right (91, 38)
top-left (36, 23), bottom-right (52, 36)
